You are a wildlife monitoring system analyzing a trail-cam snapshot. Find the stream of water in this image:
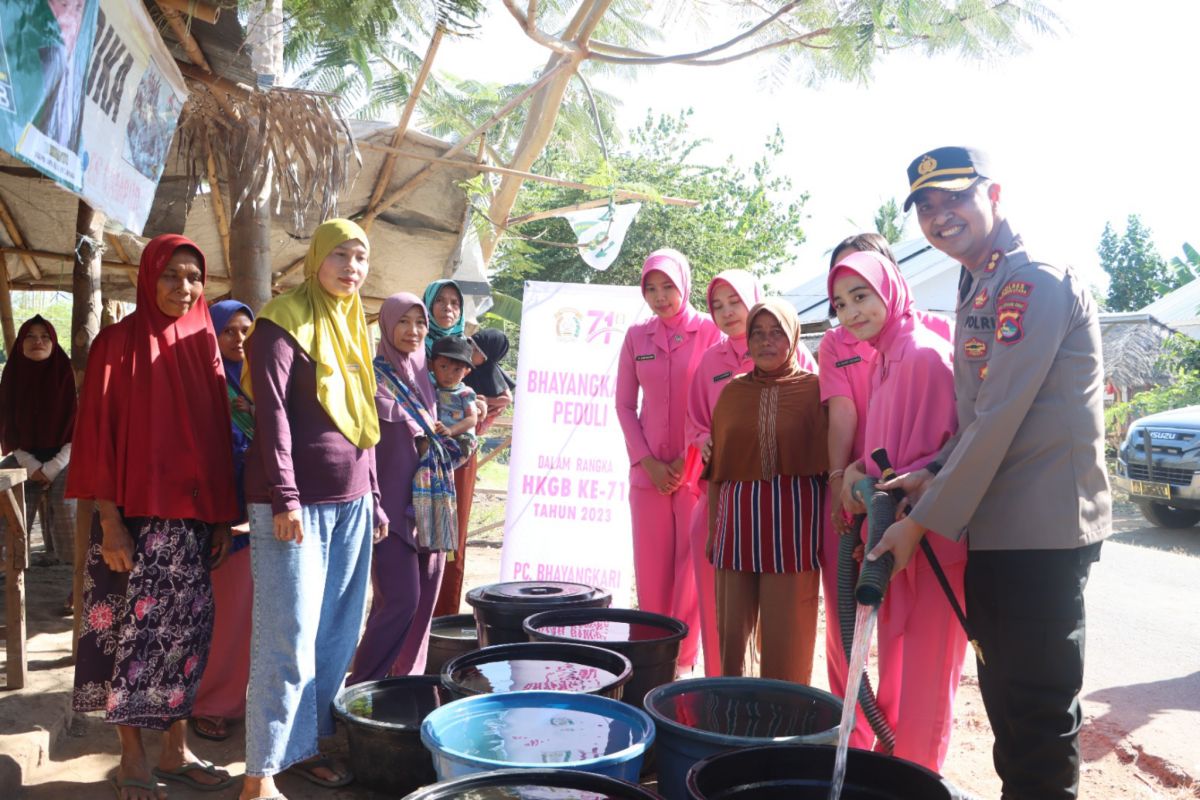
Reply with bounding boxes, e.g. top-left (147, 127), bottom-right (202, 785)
top-left (827, 603), bottom-right (878, 800)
